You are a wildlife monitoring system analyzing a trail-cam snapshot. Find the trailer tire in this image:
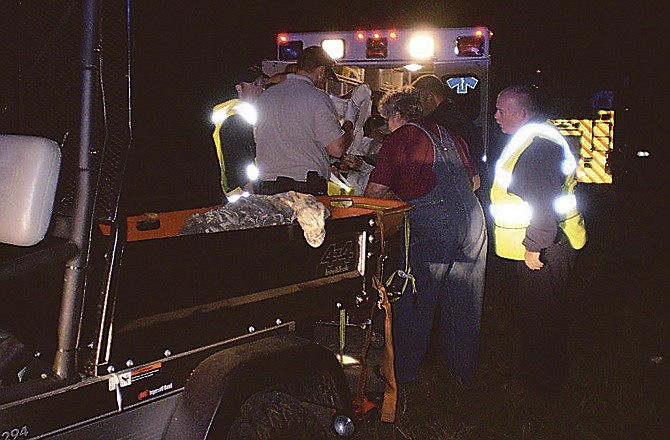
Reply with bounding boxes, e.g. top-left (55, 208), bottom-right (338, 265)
top-left (225, 391), bottom-right (329, 440)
